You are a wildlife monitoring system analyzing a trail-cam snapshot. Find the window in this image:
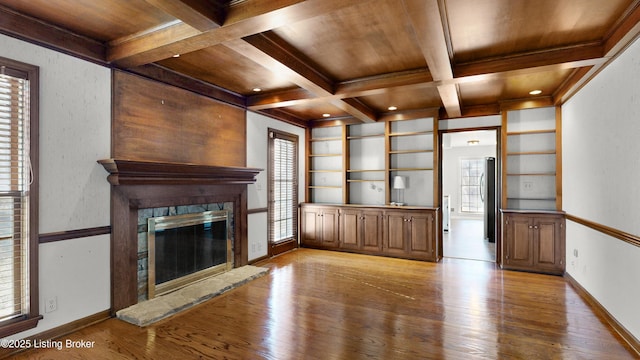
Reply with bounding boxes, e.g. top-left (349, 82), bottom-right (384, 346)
top-left (460, 158), bottom-right (484, 213)
top-left (0, 57), bottom-right (40, 336)
top-left (268, 129), bottom-right (298, 257)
